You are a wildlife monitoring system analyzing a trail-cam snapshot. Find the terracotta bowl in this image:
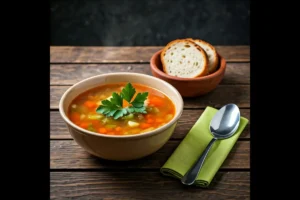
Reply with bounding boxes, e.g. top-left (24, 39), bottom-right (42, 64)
top-left (150, 50), bottom-right (227, 97)
top-left (59, 72), bottom-right (184, 161)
